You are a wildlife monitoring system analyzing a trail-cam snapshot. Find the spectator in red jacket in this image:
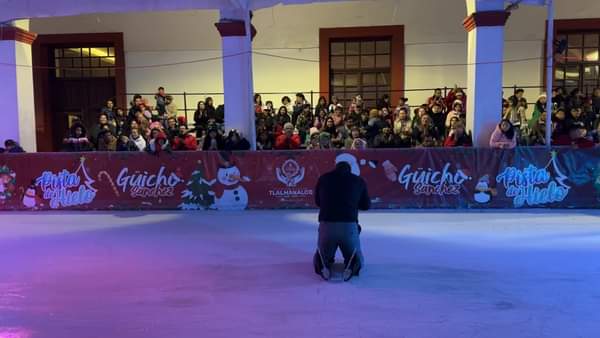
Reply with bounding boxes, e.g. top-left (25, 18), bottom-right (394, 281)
top-left (275, 123), bottom-right (301, 150)
top-left (444, 121), bottom-right (472, 147)
top-left (172, 125), bottom-right (198, 151)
